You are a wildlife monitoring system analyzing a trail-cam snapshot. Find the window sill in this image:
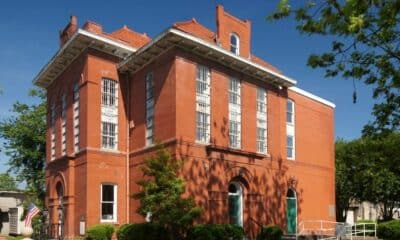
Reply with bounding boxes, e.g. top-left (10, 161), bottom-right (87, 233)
top-left (100, 219), bottom-right (117, 223)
